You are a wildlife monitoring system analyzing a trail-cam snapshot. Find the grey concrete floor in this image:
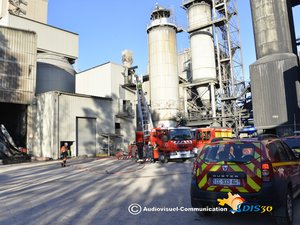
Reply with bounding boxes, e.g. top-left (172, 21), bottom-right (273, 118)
top-left (0, 158), bottom-right (299, 225)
